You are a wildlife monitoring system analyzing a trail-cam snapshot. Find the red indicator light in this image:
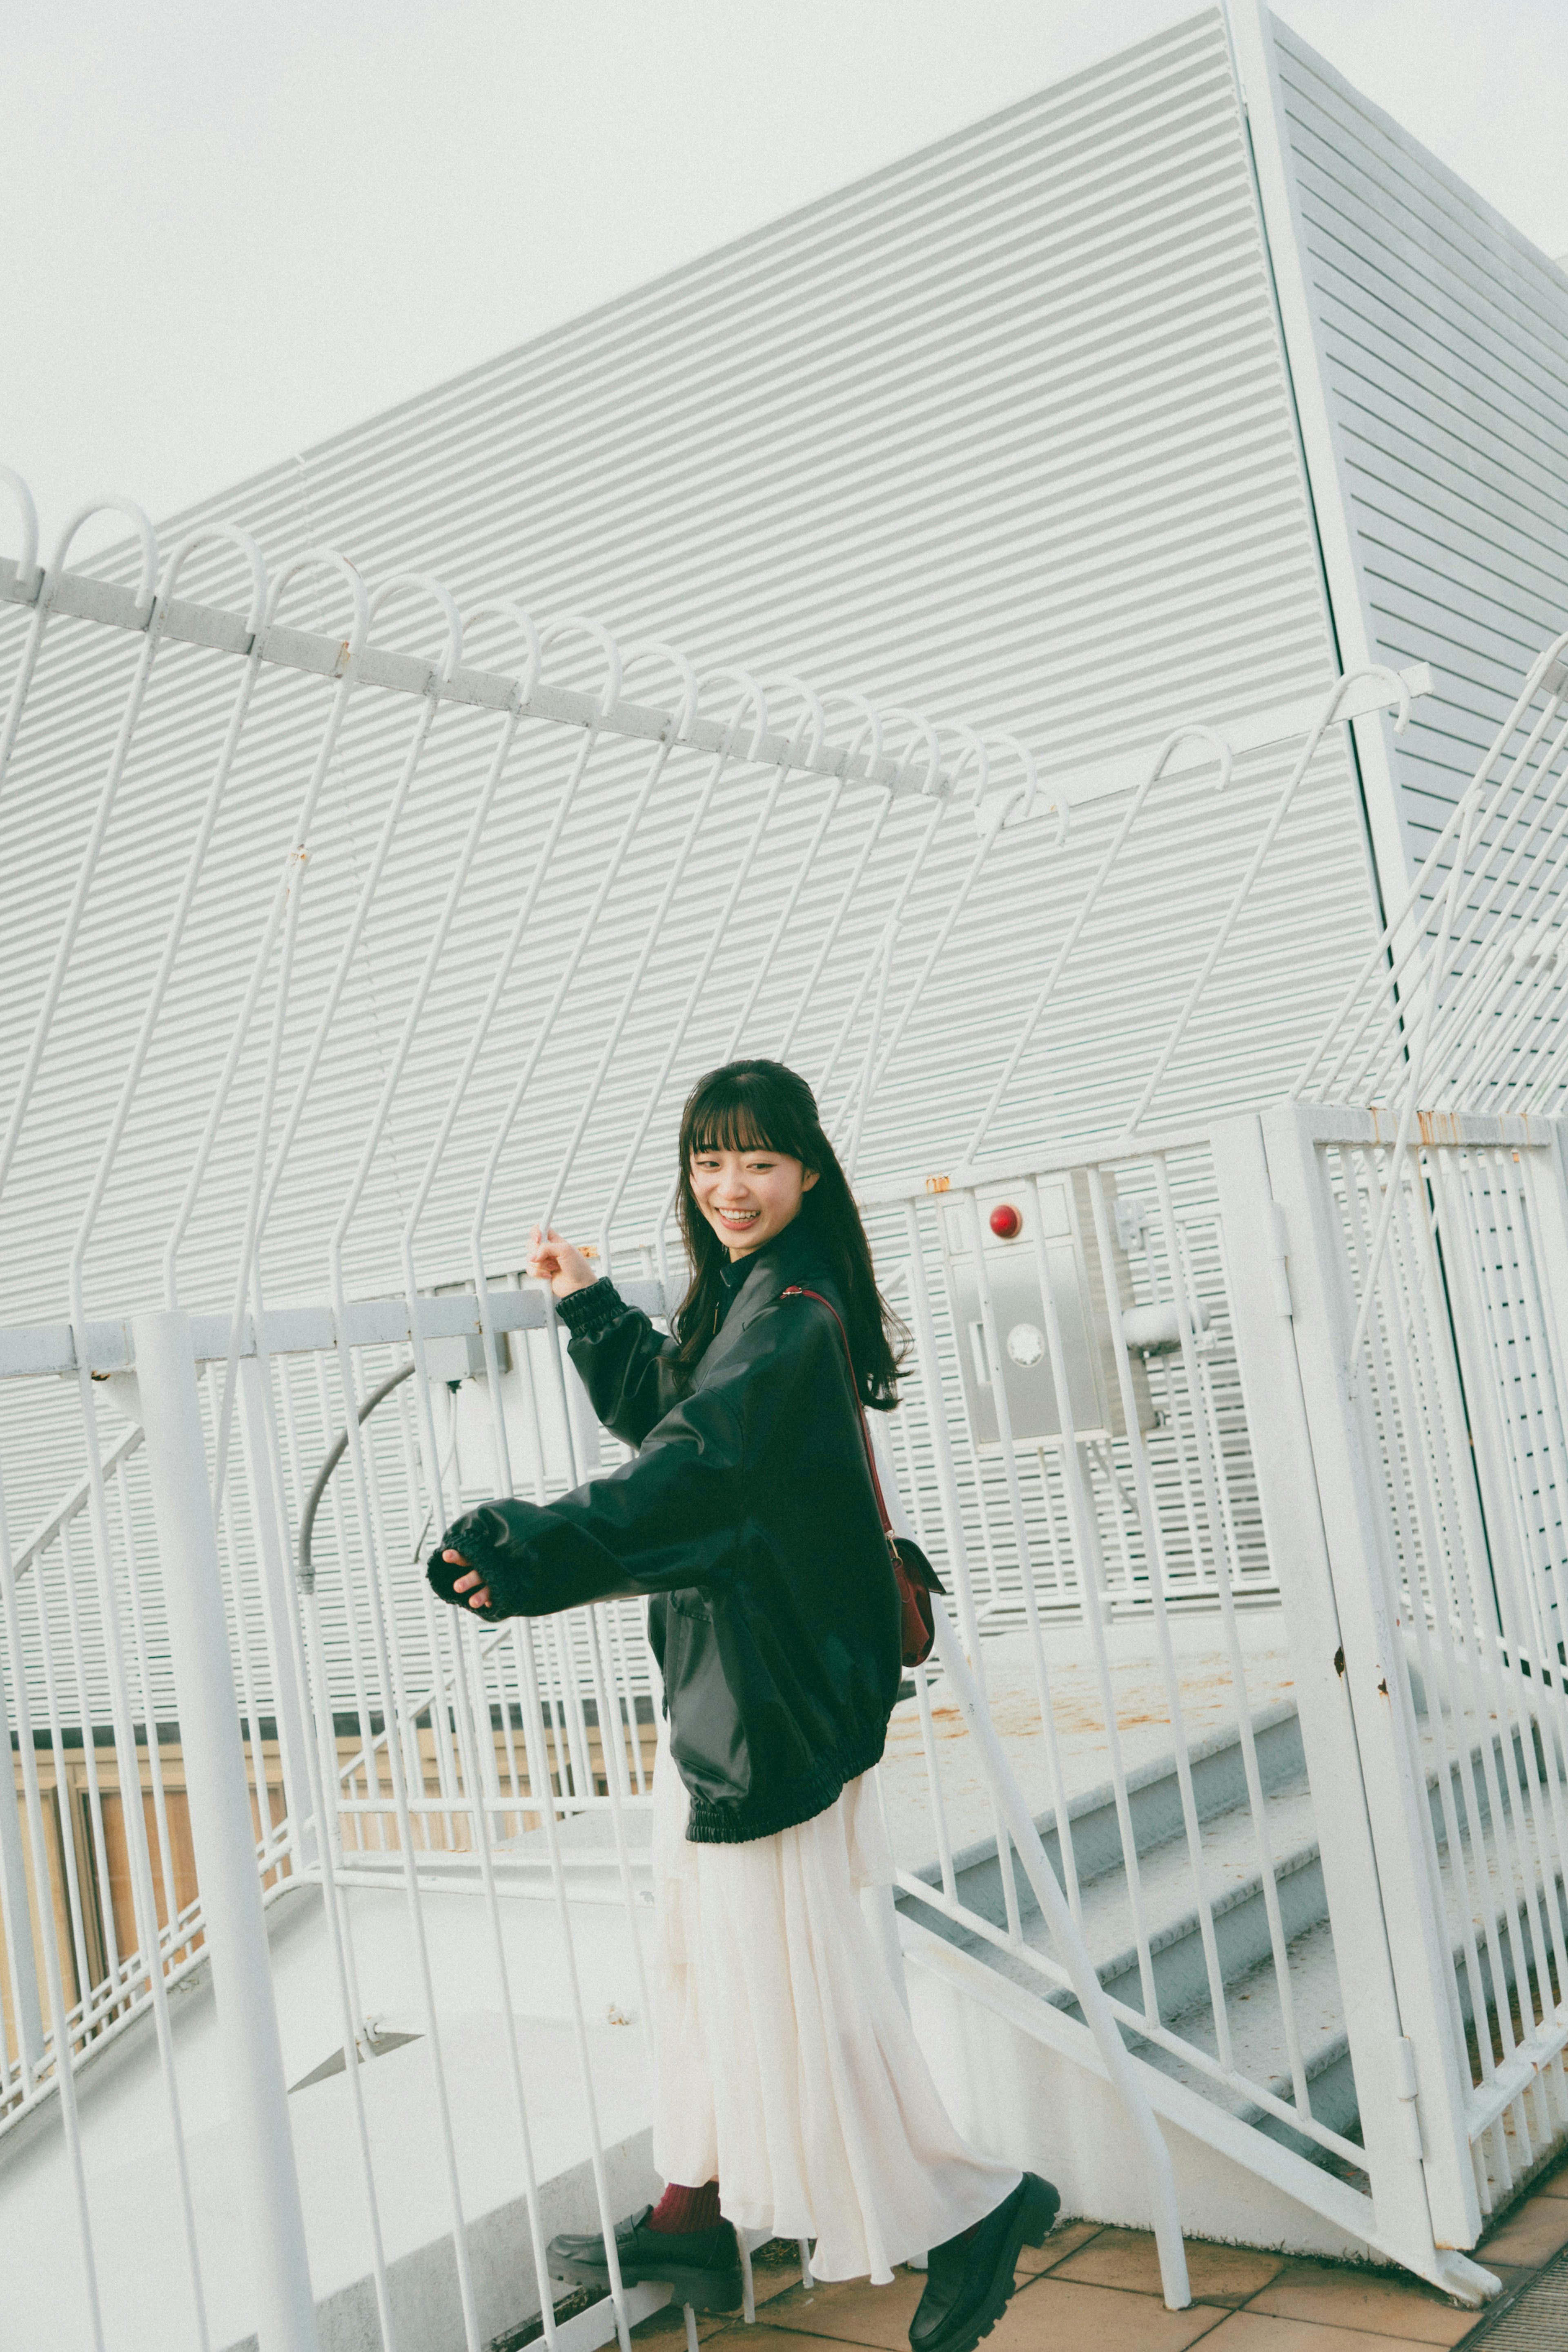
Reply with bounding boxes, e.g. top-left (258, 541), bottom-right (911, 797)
top-left (989, 1203), bottom-right (1023, 1240)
